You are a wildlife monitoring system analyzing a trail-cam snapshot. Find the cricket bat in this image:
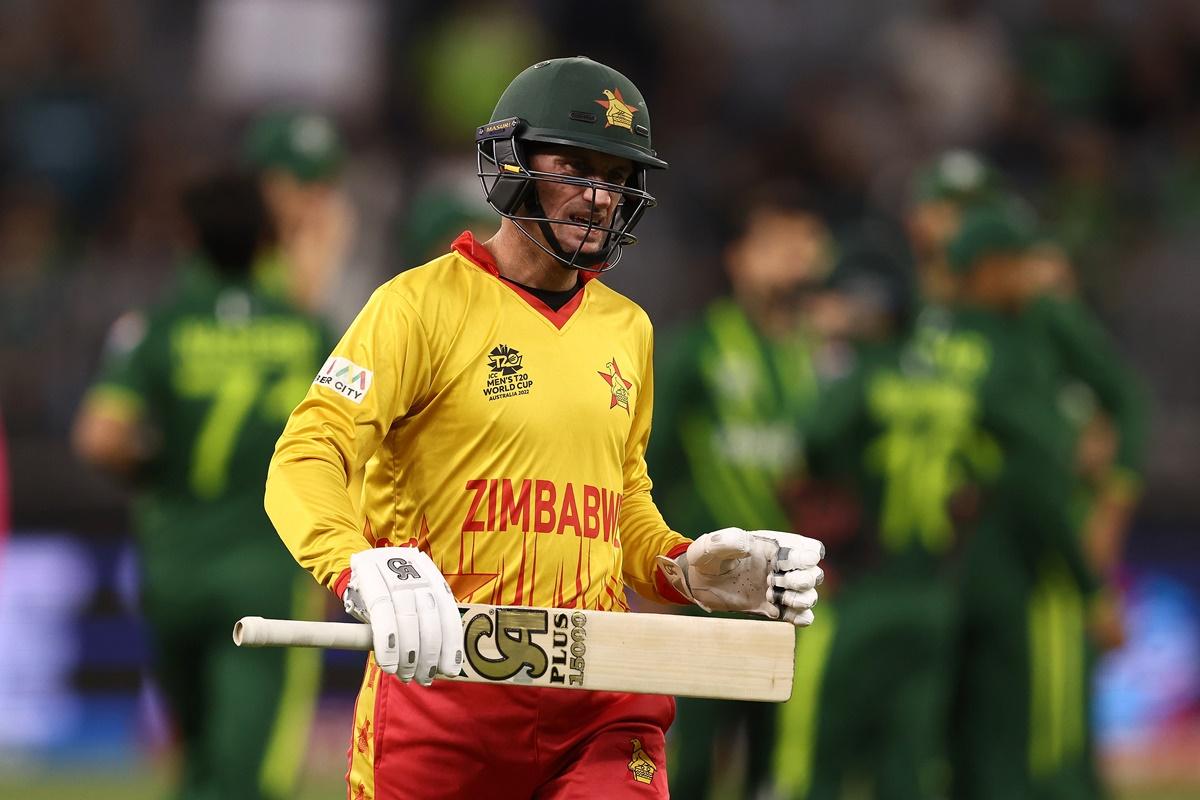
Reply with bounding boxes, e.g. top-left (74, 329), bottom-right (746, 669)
top-left (233, 604), bottom-right (795, 702)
